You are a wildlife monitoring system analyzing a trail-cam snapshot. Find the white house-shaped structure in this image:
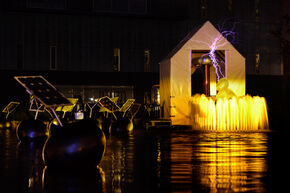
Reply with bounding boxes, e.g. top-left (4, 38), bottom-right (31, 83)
top-left (159, 21), bottom-right (245, 126)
